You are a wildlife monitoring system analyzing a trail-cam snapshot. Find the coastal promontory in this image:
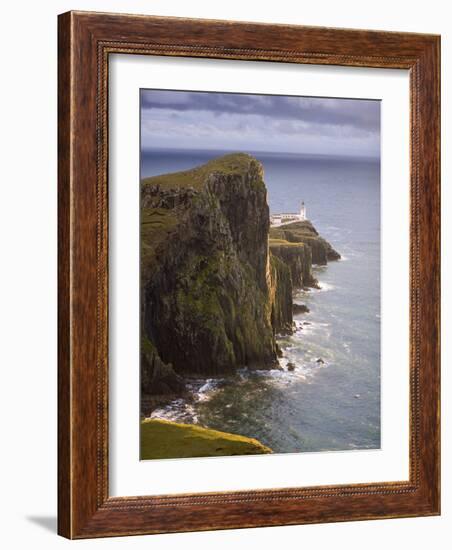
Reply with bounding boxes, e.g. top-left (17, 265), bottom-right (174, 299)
top-left (140, 153), bottom-right (340, 406)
